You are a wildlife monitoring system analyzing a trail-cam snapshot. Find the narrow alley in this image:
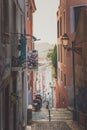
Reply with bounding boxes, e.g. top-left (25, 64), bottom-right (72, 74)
top-left (0, 0), bottom-right (87, 130)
